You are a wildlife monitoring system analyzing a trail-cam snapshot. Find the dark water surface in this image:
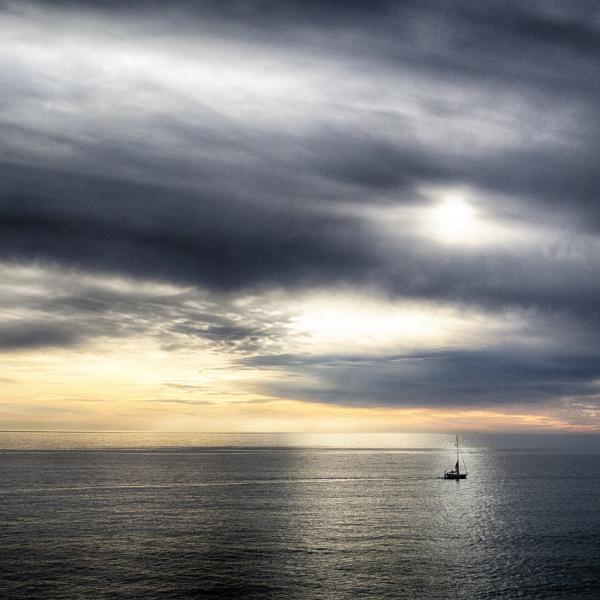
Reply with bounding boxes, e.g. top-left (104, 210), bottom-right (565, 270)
top-left (1, 433), bottom-right (599, 599)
